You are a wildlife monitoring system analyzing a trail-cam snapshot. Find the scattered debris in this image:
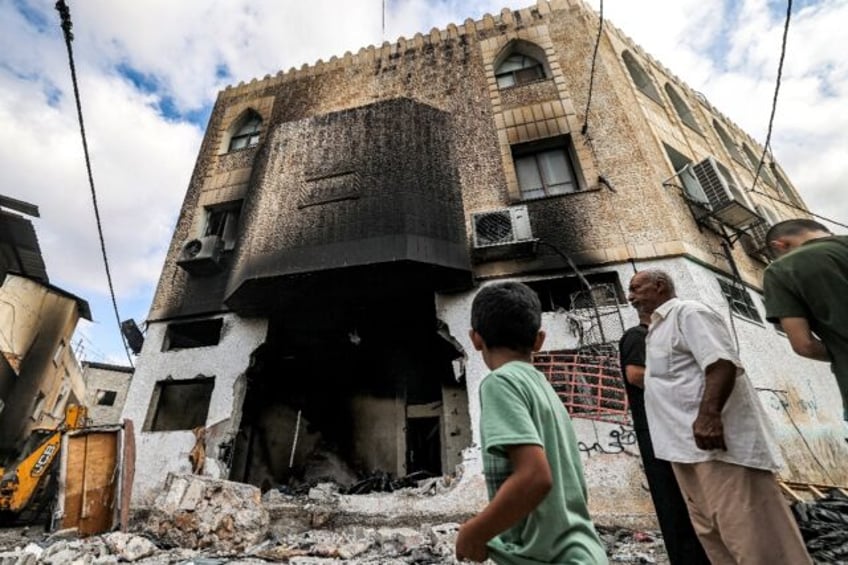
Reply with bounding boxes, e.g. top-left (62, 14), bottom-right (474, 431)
top-left (345, 471), bottom-right (435, 495)
top-left (0, 522), bottom-right (669, 564)
top-left (792, 489), bottom-right (848, 562)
